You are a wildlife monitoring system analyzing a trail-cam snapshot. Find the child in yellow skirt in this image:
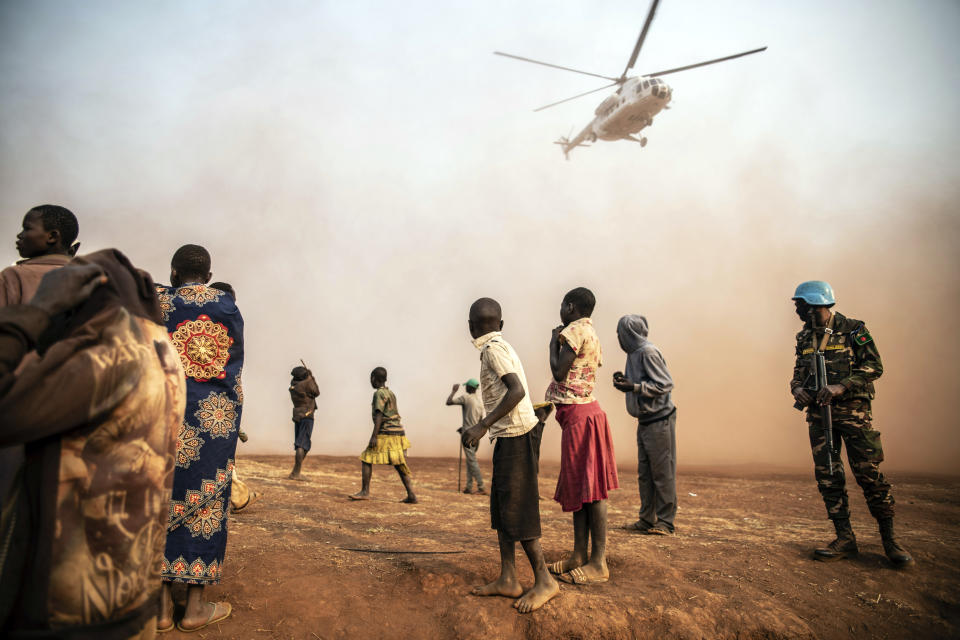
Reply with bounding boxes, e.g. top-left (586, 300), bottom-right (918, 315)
top-left (349, 367), bottom-right (418, 503)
